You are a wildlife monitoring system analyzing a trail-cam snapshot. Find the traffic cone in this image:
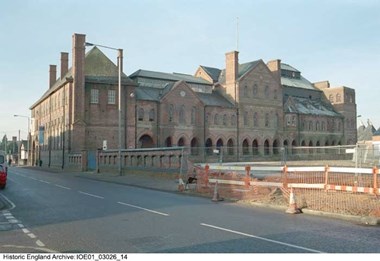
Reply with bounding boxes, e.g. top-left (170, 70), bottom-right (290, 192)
top-left (286, 188), bottom-right (301, 214)
top-left (212, 181), bottom-right (224, 202)
top-left (178, 178), bottom-right (185, 192)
